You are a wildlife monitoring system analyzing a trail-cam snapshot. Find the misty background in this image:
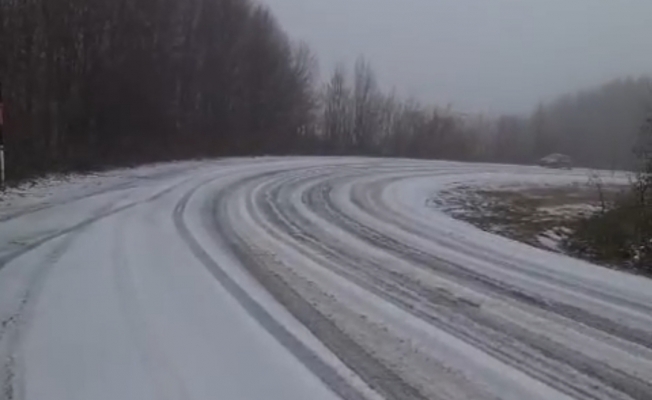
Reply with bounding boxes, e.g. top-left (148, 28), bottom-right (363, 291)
top-left (261, 0), bottom-right (652, 114)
